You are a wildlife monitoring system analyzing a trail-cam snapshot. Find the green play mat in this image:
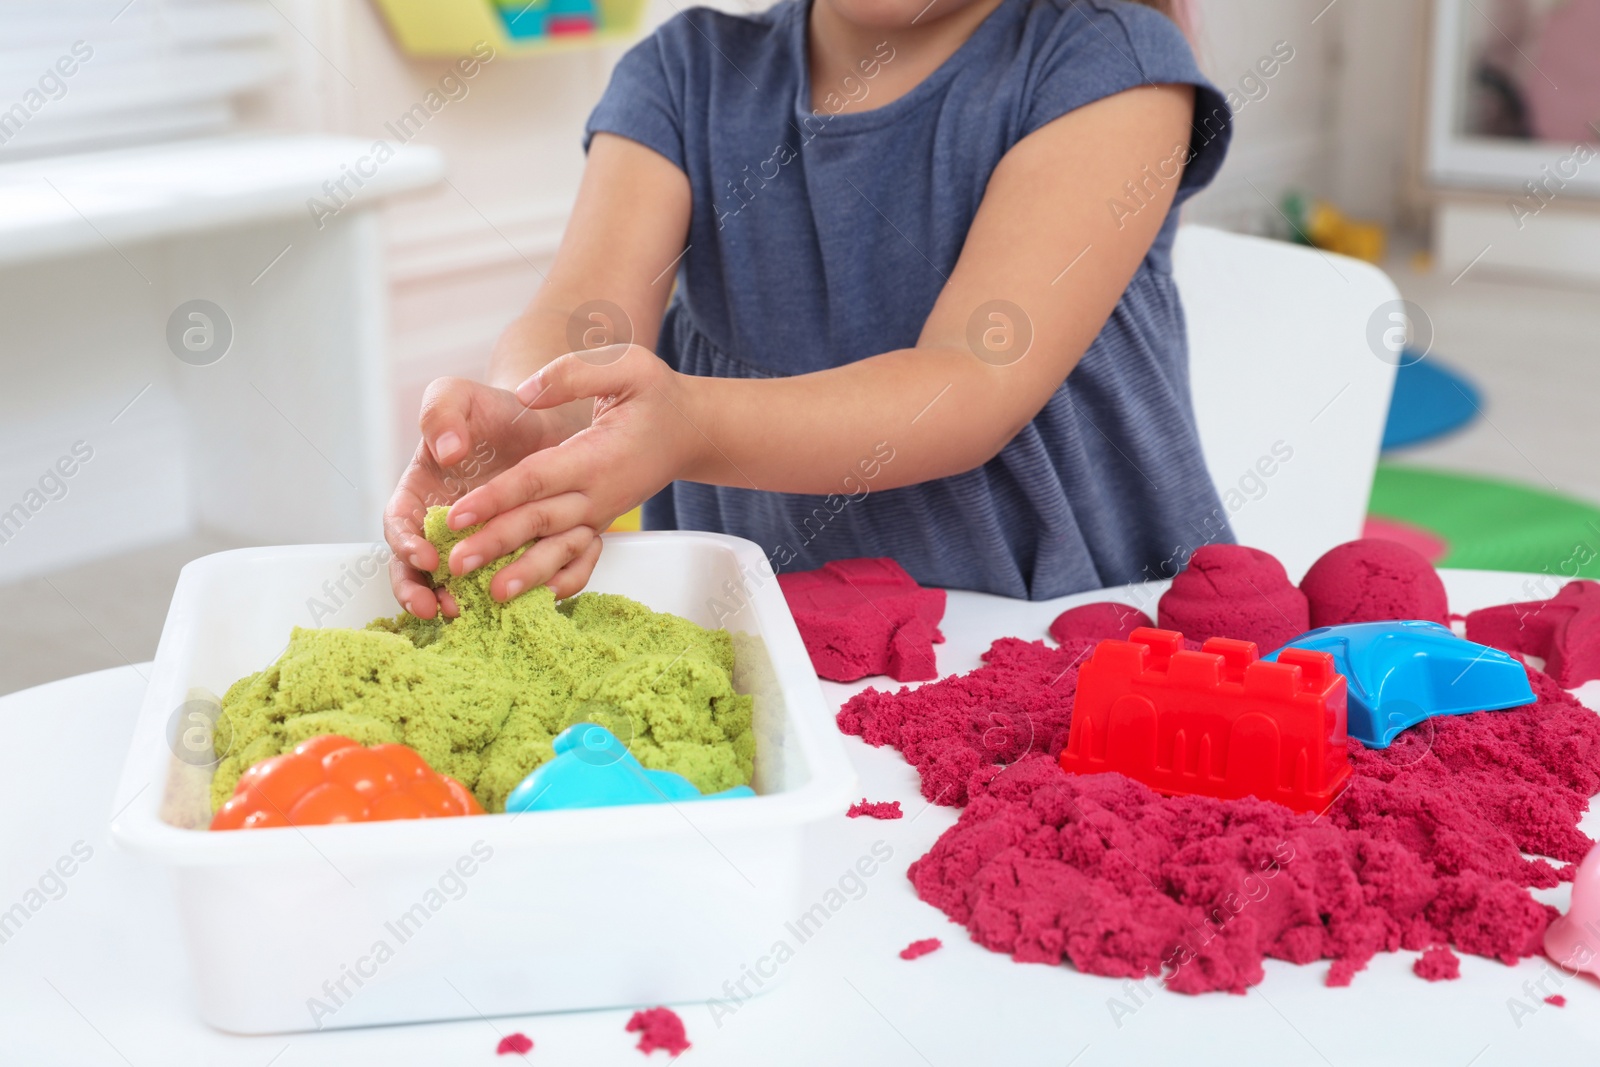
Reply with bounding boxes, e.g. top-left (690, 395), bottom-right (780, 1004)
top-left (1369, 465), bottom-right (1600, 578)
